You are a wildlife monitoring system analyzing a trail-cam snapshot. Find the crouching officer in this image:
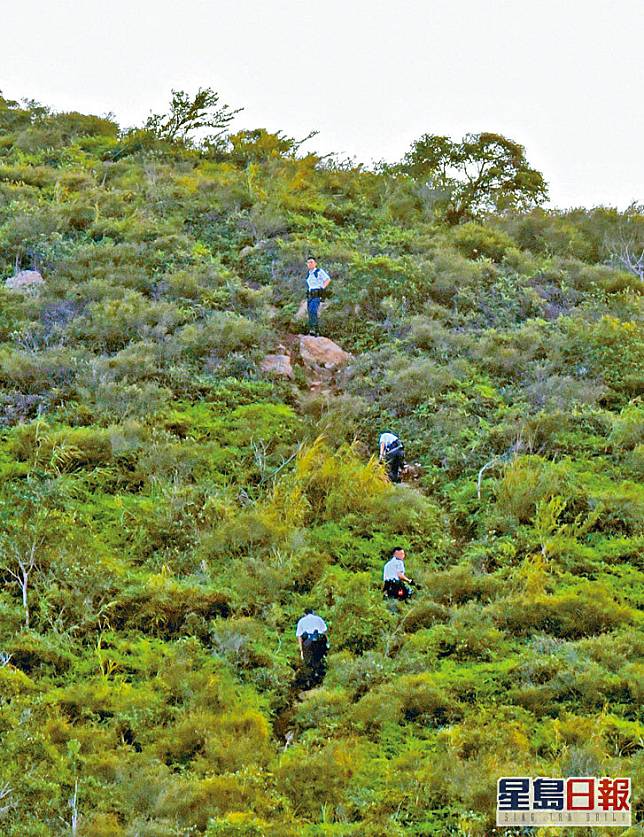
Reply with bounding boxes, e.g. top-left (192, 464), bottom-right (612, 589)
top-left (295, 609), bottom-right (329, 689)
top-left (383, 547), bottom-right (414, 601)
top-left (379, 430), bottom-right (405, 483)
